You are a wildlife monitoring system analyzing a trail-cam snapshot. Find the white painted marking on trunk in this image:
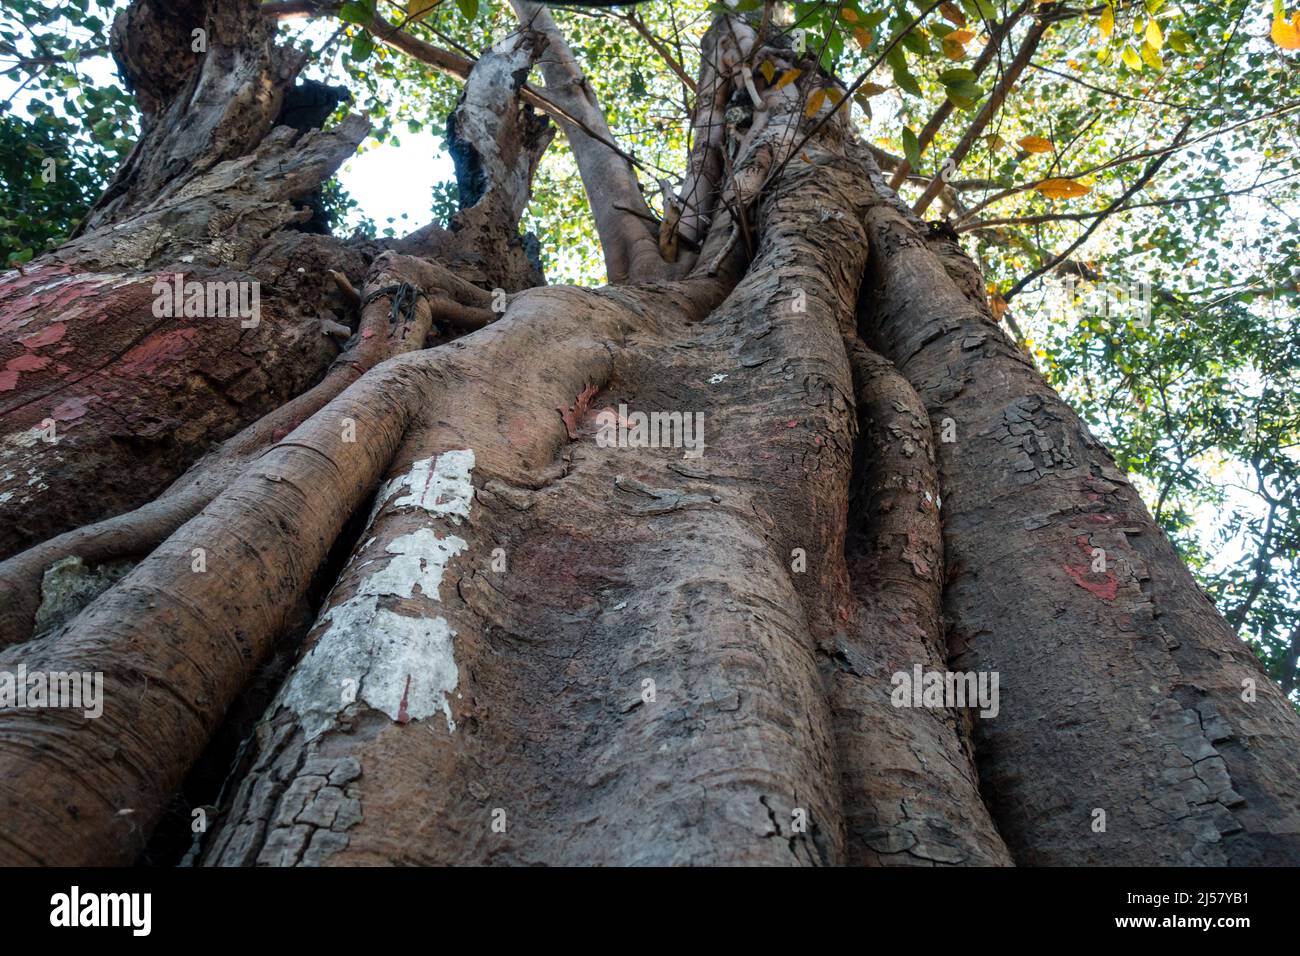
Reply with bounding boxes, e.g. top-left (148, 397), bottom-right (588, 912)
top-left (370, 448), bottom-right (476, 523)
top-left (279, 596), bottom-right (461, 739)
top-left (357, 528), bottom-right (467, 601)
top-left (278, 449), bottom-right (477, 740)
